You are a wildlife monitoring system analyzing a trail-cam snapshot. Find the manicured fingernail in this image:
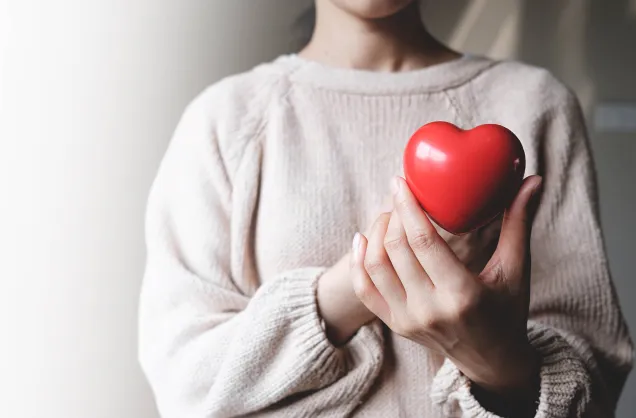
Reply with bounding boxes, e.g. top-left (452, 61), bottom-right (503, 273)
top-left (352, 232), bottom-right (361, 261)
top-left (391, 177), bottom-right (401, 196)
